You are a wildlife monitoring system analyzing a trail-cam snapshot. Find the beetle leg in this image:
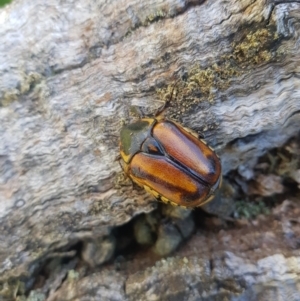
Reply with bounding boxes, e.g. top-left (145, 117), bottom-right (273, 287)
top-left (194, 194), bottom-right (216, 208)
top-left (115, 154), bottom-right (121, 161)
top-left (218, 176), bottom-right (223, 188)
top-left (155, 79), bottom-right (181, 118)
top-left (116, 156), bottom-right (125, 174)
top-left (198, 132), bottom-right (205, 139)
top-left (155, 100), bottom-right (171, 119)
top-left (198, 175), bottom-right (222, 207)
